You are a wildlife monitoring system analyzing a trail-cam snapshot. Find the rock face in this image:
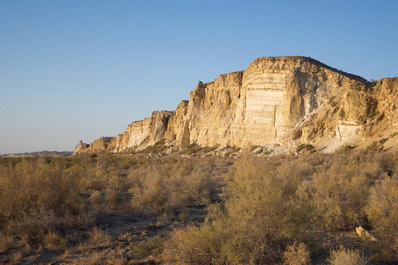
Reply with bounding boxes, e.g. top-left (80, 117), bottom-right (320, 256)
top-left (366, 78), bottom-right (398, 135)
top-left (74, 56), bottom-right (395, 155)
top-left (74, 137), bottom-right (115, 154)
top-left (113, 111), bottom-right (174, 152)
